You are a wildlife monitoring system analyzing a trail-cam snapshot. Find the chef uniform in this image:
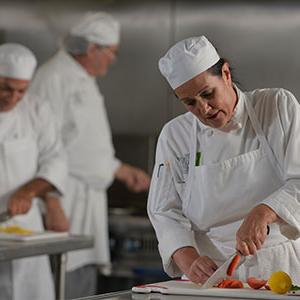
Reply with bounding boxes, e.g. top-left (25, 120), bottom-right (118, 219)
top-left (148, 36), bottom-right (300, 284)
top-left (0, 44), bottom-right (67, 300)
top-left (29, 13), bottom-right (121, 274)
